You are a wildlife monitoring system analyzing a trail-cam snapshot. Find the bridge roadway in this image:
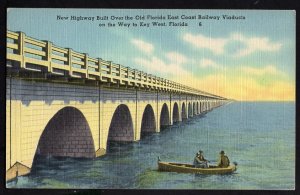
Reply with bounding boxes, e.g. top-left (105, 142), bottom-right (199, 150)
top-left (6, 30), bottom-right (229, 181)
